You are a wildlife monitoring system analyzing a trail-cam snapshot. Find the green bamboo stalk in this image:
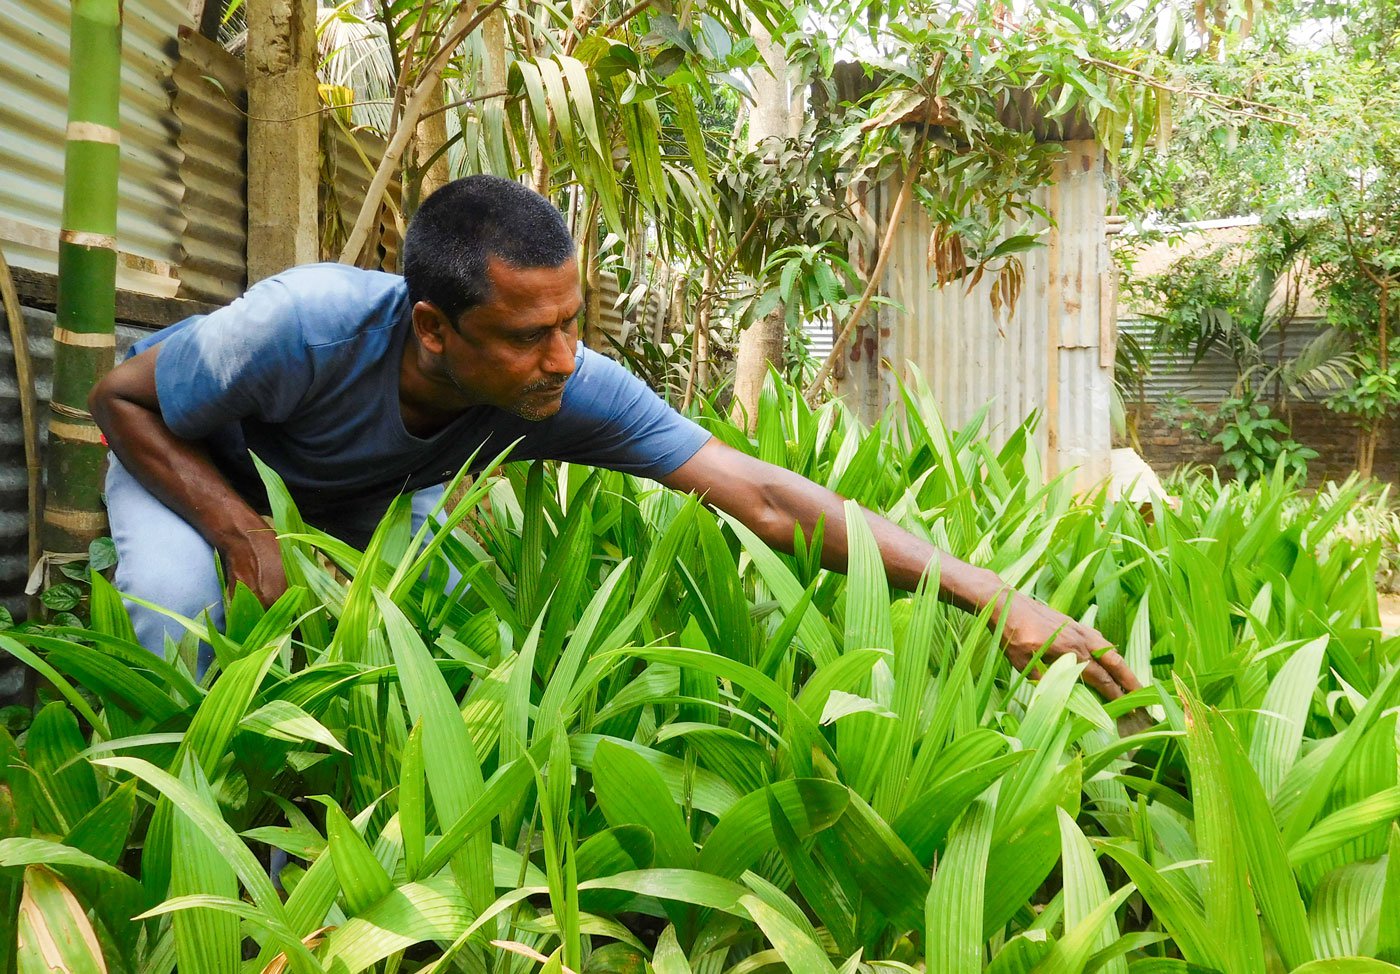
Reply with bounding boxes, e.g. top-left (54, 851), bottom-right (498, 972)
top-left (42, 0), bottom-right (122, 570)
